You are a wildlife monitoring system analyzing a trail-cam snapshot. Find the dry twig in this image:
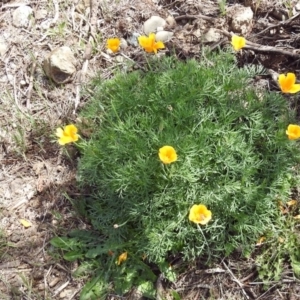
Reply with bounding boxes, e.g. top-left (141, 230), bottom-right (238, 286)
top-left (254, 13), bottom-right (300, 37)
top-left (222, 261), bottom-right (249, 299)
